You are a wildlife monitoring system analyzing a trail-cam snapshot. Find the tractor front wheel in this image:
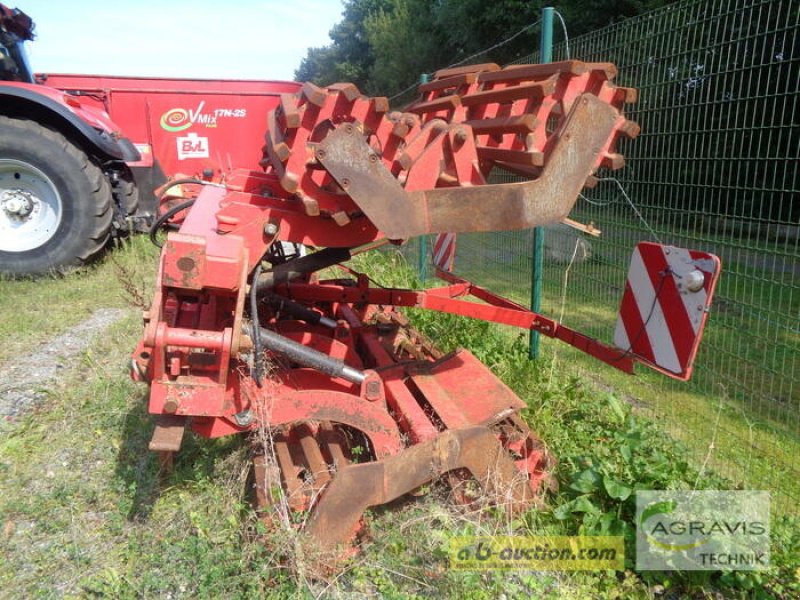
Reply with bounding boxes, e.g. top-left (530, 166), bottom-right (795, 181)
top-left (0, 116), bottom-right (113, 275)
